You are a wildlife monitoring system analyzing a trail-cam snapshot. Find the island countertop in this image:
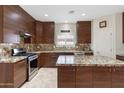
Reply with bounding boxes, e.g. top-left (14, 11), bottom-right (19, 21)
top-left (56, 55), bottom-right (124, 67)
